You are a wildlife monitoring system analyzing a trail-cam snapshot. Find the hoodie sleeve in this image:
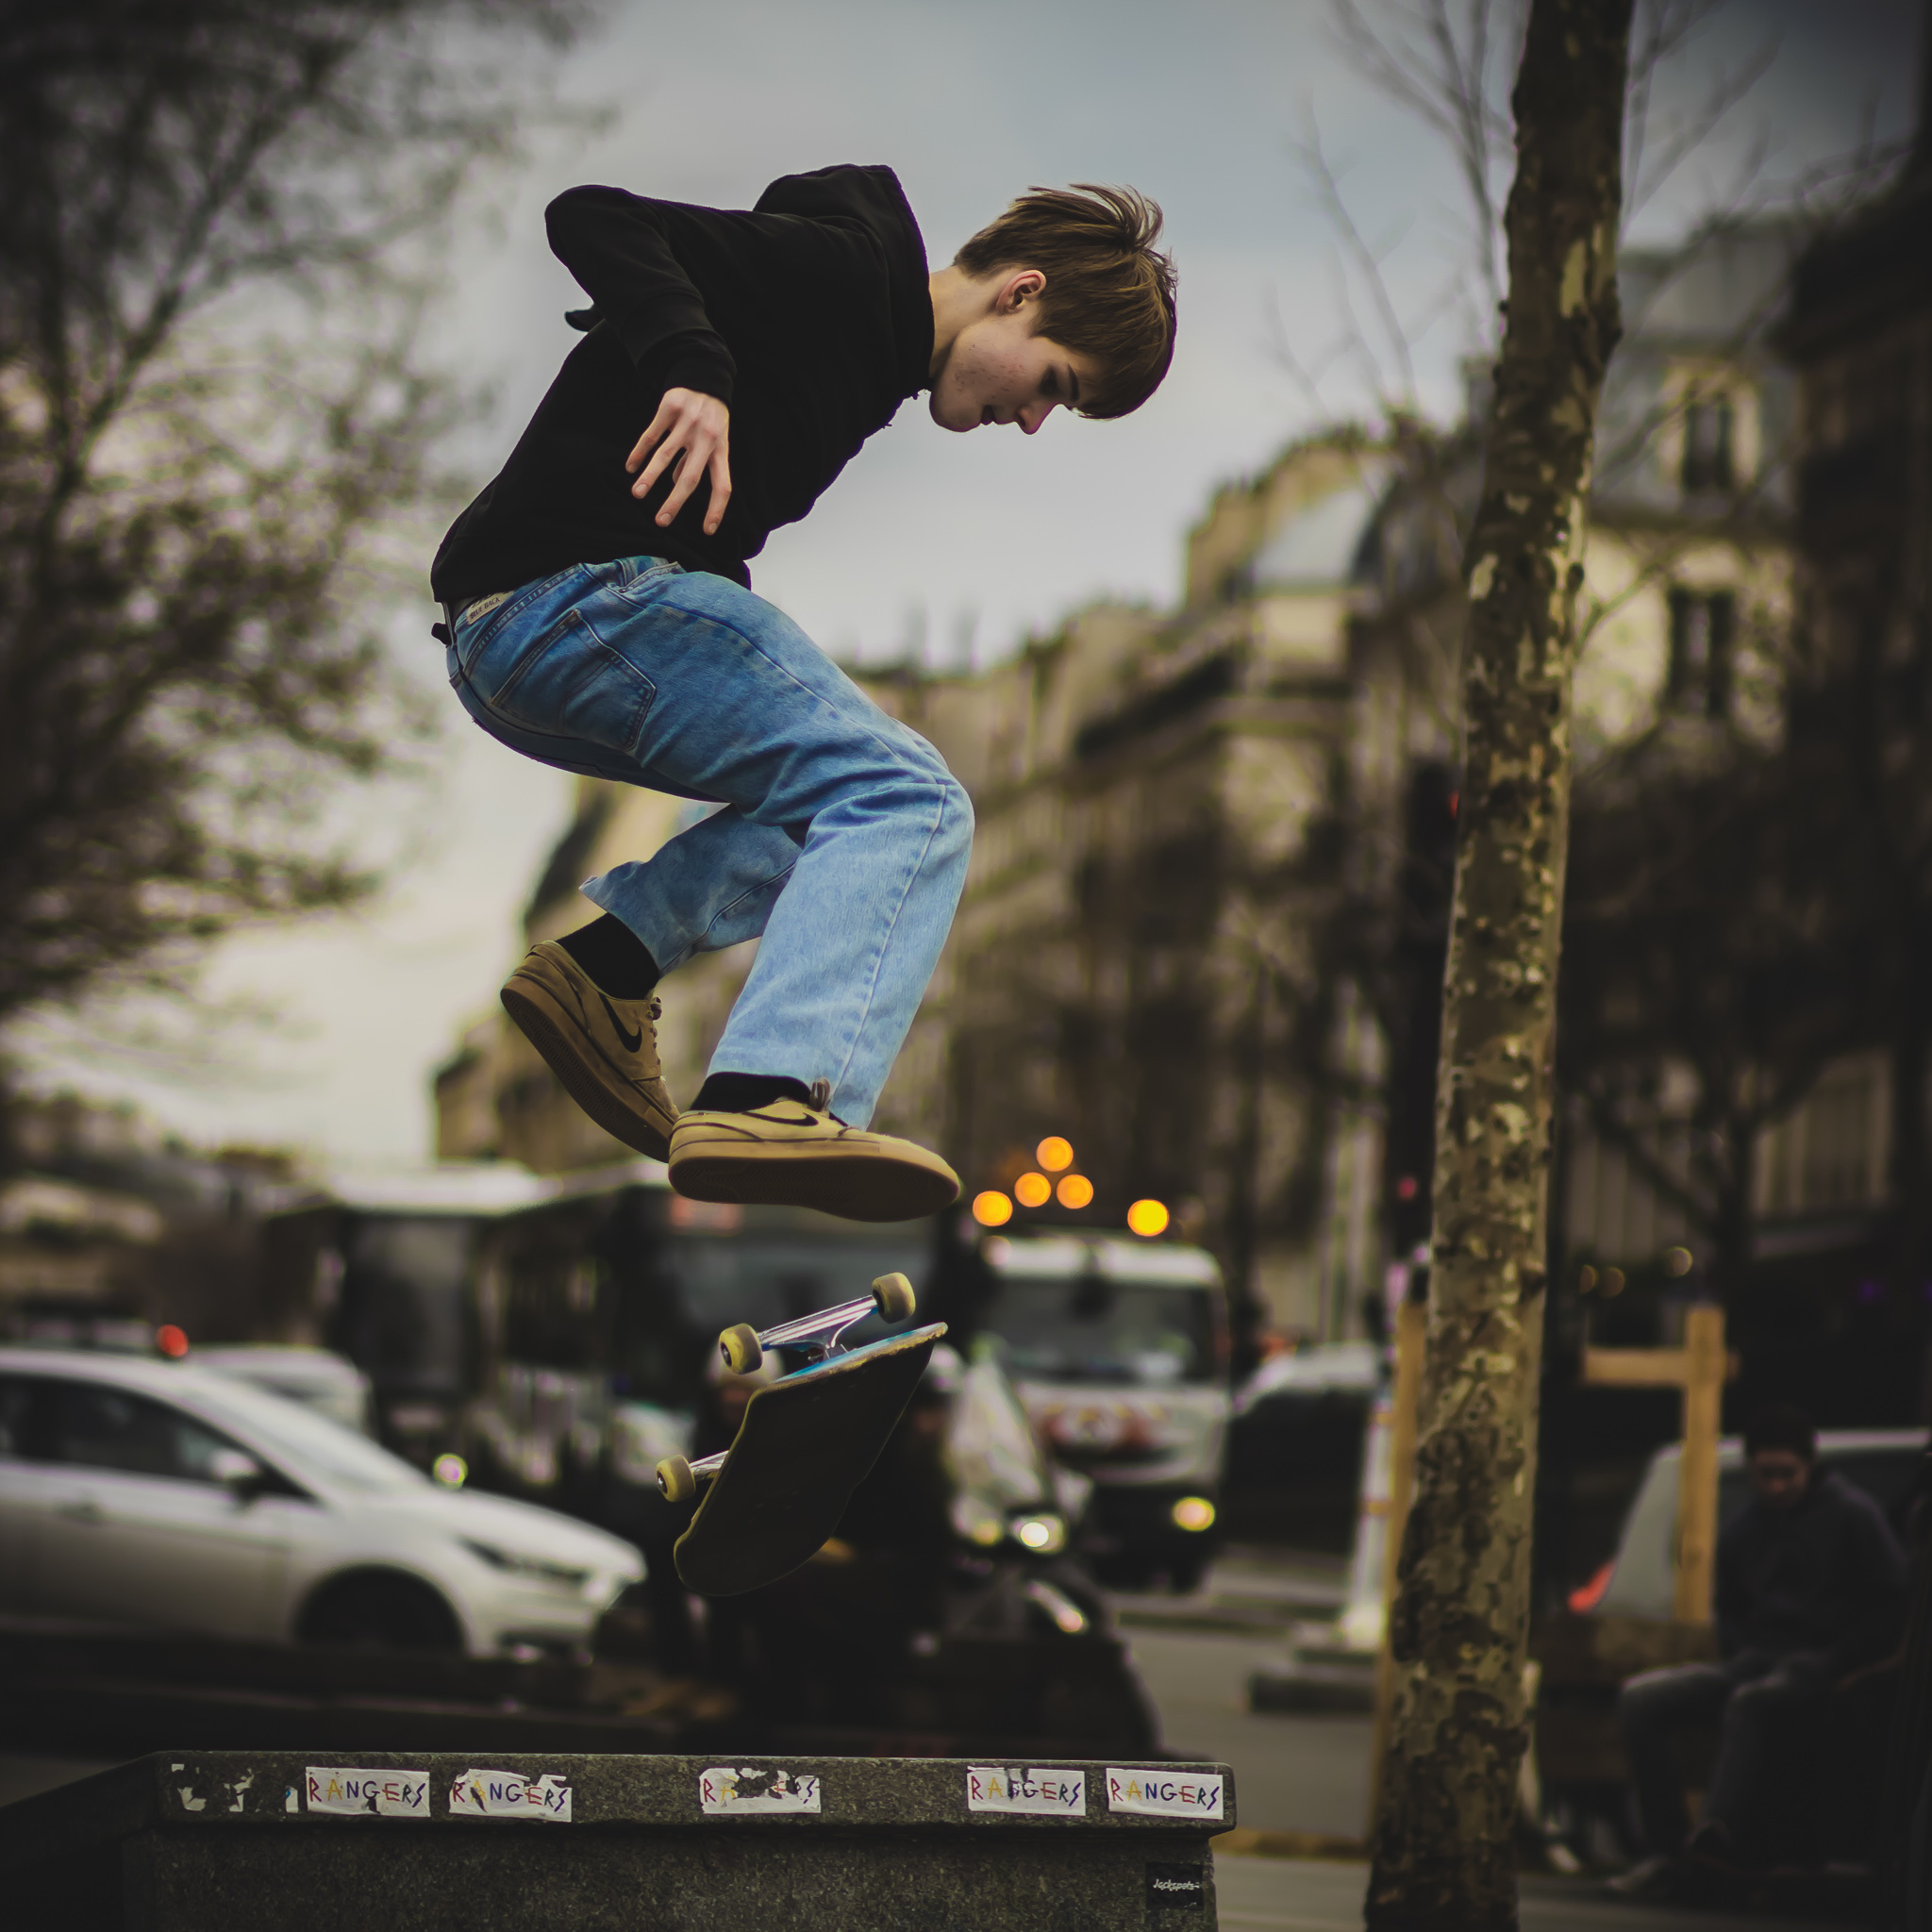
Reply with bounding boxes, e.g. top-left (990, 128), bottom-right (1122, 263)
top-left (544, 186), bottom-right (739, 406)
top-left (1715, 1511), bottom-right (1749, 1656)
top-left (1824, 1489), bottom-right (1908, 1677)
